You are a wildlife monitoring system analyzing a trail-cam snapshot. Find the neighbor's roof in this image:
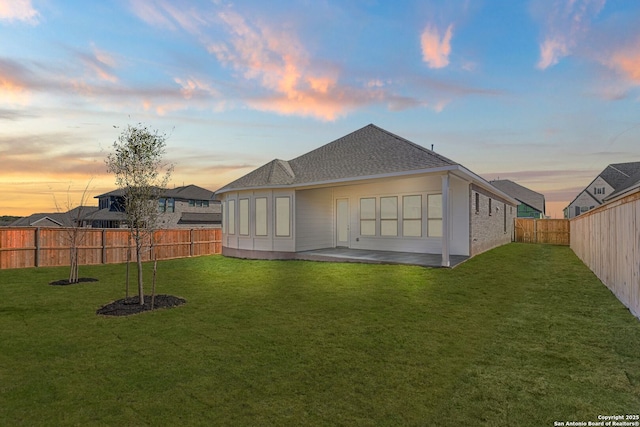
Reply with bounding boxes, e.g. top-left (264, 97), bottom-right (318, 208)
top-left (9, 206), bottom-right (99, 227)
top-left (217, 124), bottom-right (458, 192)
top-left (177, 212), bottom-right (222, 225)
top-left (605, 168), bottom-right (640, 200)
top-left (599, 162), bottom-right (640, 189)
top-left (95, 184), bottom-right (215, 200)
top-left (489, 180), bottom-right (545, 214)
